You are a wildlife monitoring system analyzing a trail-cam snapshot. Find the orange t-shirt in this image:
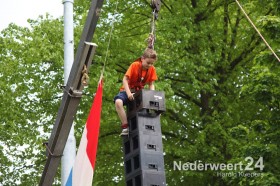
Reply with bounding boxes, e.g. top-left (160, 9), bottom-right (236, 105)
top-left (120, 59), bottom-right (157, 91)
